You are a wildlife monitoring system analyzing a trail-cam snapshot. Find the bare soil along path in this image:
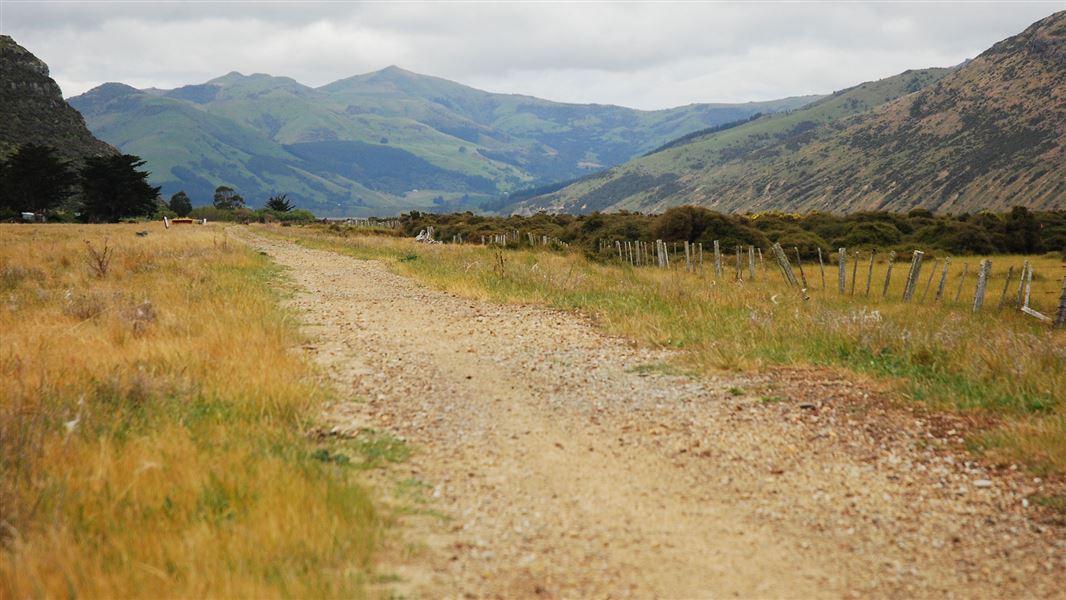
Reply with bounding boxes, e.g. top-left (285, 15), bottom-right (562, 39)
top-left (238, 230), bottom-right (1064, 599)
